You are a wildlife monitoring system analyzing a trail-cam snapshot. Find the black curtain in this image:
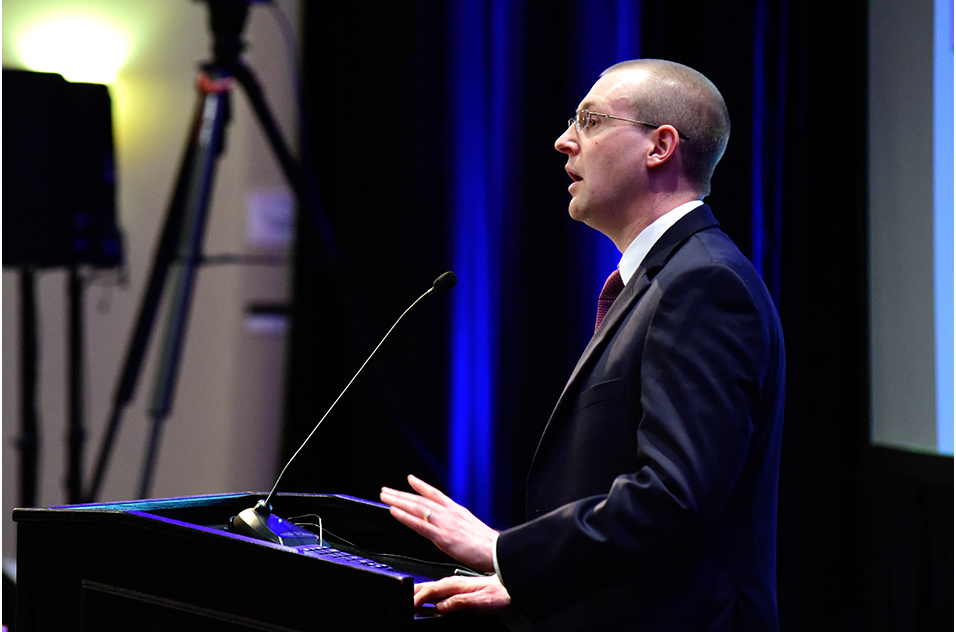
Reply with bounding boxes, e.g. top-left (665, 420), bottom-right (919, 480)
top-left (282, 3), bottom-right (456, 499)
top-left (283, 1), bottom-right (951, 630)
